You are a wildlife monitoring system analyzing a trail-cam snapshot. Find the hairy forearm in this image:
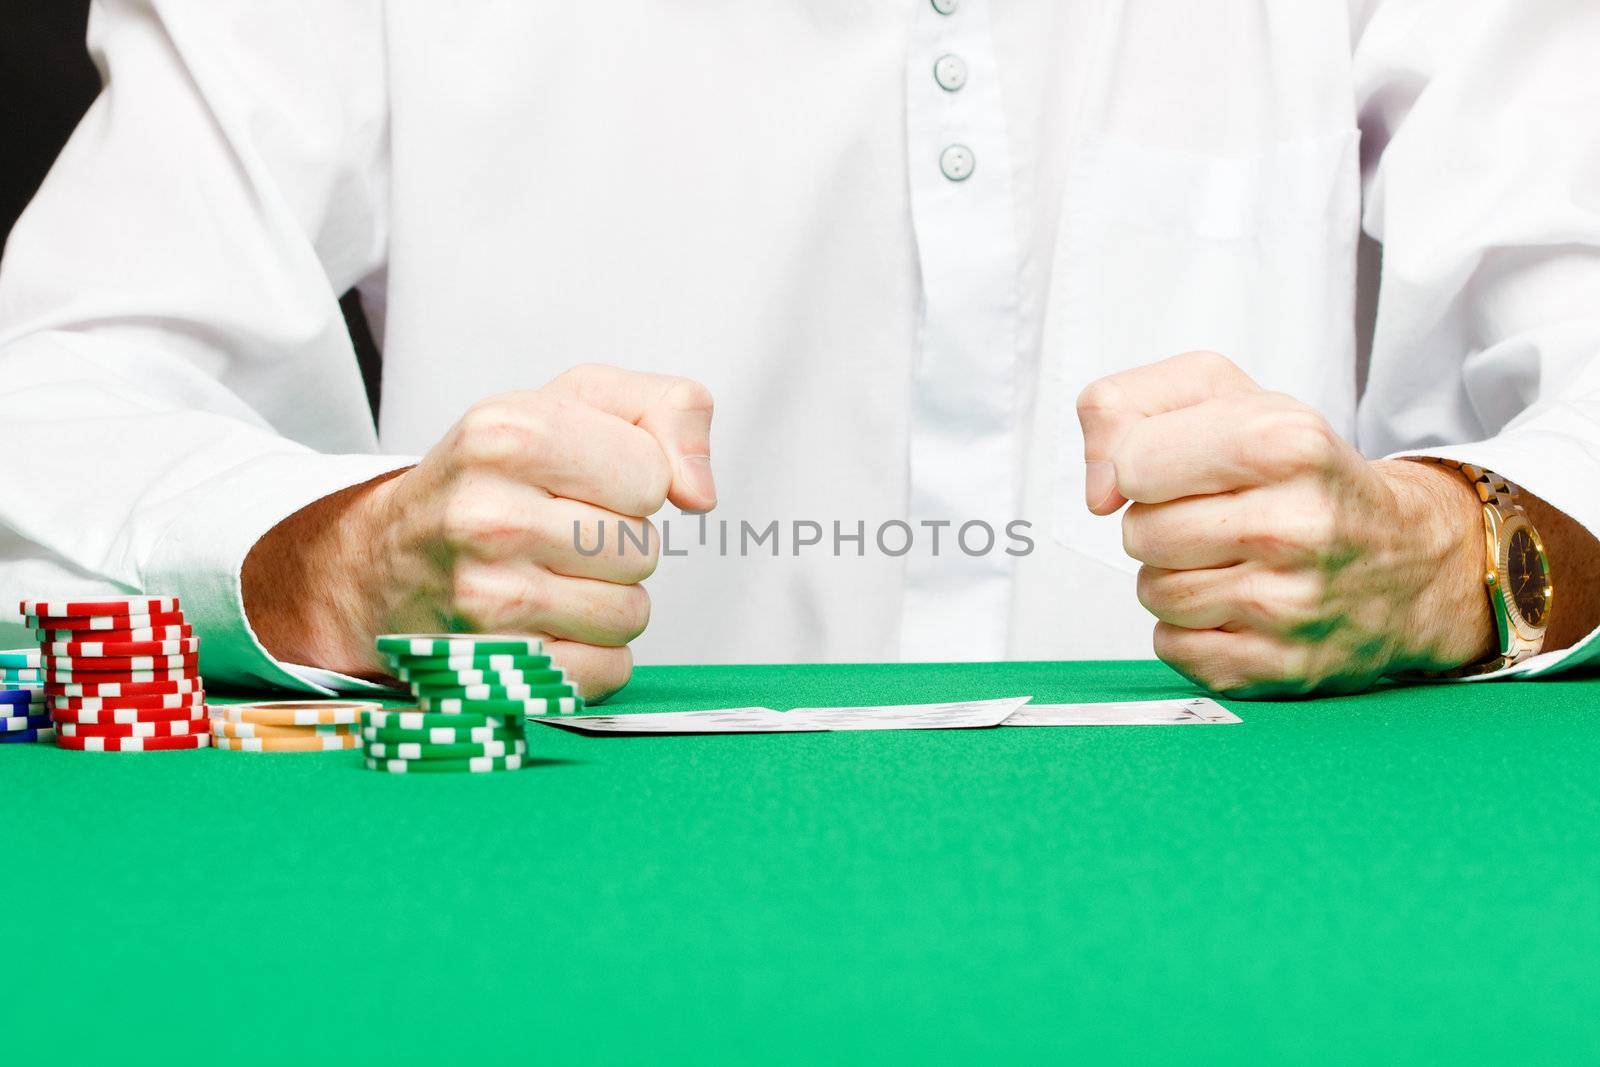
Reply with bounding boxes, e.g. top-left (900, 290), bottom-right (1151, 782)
top-left (241, 470), bottom-right (409, 679)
